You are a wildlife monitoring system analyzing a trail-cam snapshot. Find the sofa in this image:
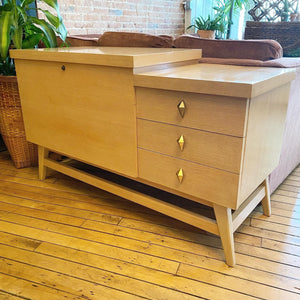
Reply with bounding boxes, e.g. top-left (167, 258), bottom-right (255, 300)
top-left (60, 32), bottom-right (300, 194)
